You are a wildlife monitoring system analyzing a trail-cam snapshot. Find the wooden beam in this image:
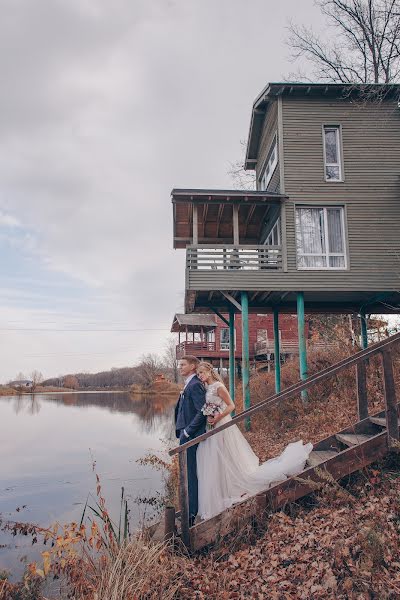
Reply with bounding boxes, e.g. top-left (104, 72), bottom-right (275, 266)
top-left (178, 451), bottom-right (190, 549)
top-left (259, 291), bottom-right (273, 302)
top-left (216, 204), bottom-right (224, 238)
top-left (244, 205), bottom-right (256, 238)
top-left (382, 348), bottom-right (399, 449)
top-left (356, 361), bottom-right (368, 420)
top-left (221, 291), bottom-right (242, 312)
top-left (210, 306), bottom-right (229, 326)
top-left (164, 506), bottom-right (176, 542)
top-left (201, 203), bottom-right (208, 238)
top-left (250, 291), bottom-right (259, 301)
